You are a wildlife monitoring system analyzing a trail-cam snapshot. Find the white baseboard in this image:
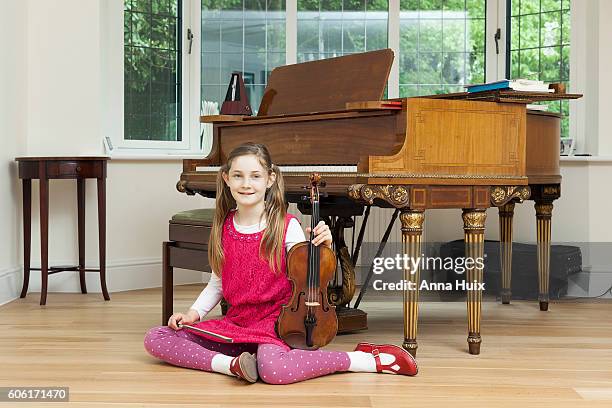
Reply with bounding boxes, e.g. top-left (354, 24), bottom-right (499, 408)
top-left (567, 266), bottom-right (612, 298)
top-left (0, 266), bottom-right (21, 306)
top-left (14, 258), bottom-right (206, 295)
